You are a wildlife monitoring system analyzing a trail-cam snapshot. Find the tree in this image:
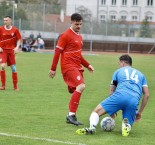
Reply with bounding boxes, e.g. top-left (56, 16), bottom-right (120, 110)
top-left (0, 1), bottom-right (10, 19)
top-left (0, 0), bottom-right (28, 20)
top-left (139, 17), bottom-right (152, 38)
top-left (76, 6), bottom-right (92, 22)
